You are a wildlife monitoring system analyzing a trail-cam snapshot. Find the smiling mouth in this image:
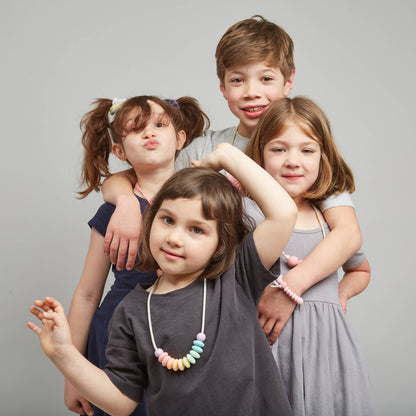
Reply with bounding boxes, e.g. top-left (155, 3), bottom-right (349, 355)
top-left (283, 175), bottom-right (303, 181)
top-left (242, 105), bottom-right (267, 118)
top-left (162, 248), bottom-right (184, 260)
